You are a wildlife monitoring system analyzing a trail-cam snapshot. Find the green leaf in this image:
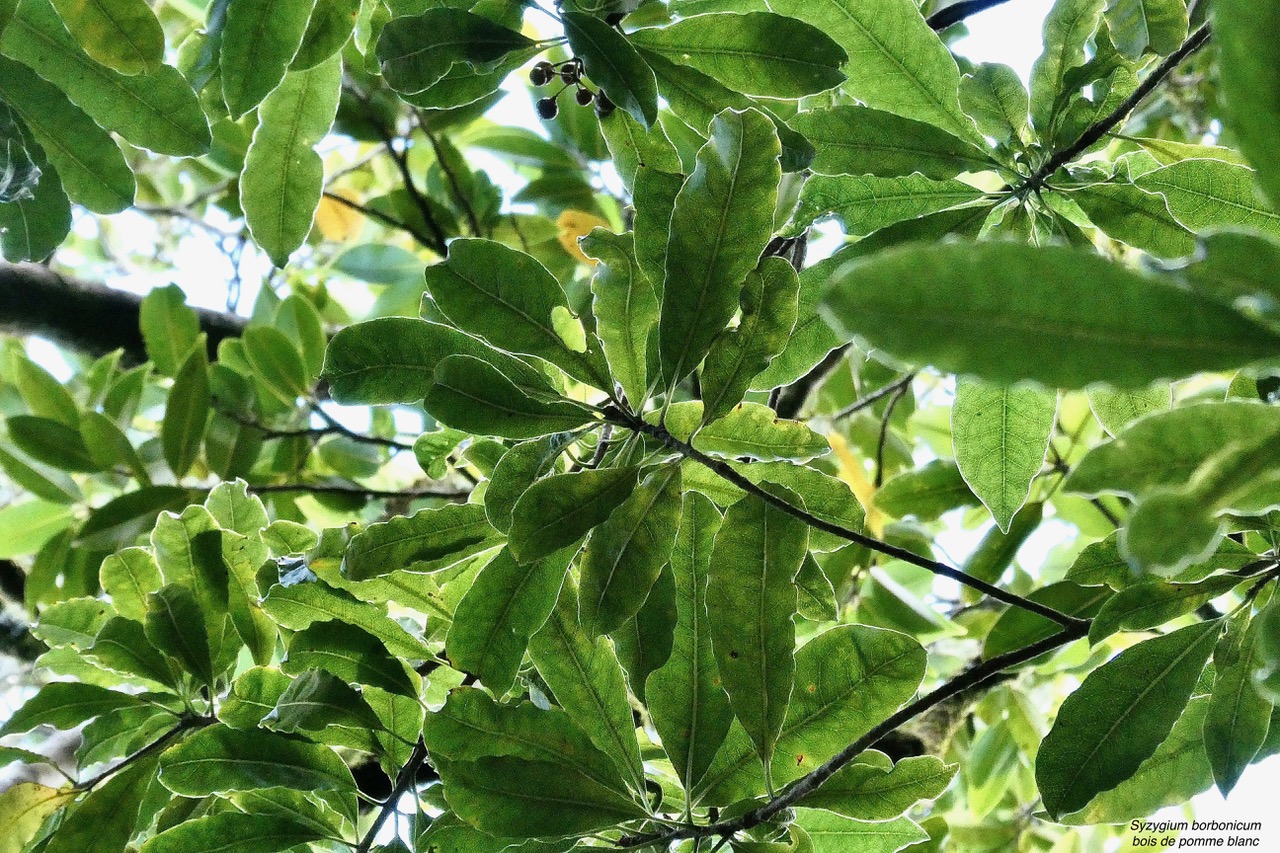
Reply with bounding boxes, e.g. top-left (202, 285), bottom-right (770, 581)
top-left (631, 12), bottom-right (845, 99)
top-left (749, 256), bottom-right (843, 392)
top-left (1086, 384), bottom-right (1171, 436)
top-left (563, 12), bottom-right (658, 128)
top-left (343, 503), bottom-right (500, 581)
top-left (0, 783), bottom-right (75, 853)
top-left (424, 354), bottom-right (597, 439)
top-left (445, 546), bottom-right (574, 695)
top-left (795, 554), bottom-right (838, 622)
top-left (696, 624), bottom-right (927, 804)
top-left (483, 435), bottom-right (572, 534)
top-left (951, 379), bottom-right (1057, 532)
top-left (0, 56), bottom-right (133, 213)
top-left (0, 681), bottom-right (146, 735)
top-left (580, 465), bottom-right (682, 636)
top-left (1071, 180), bottom-right (1196, 258)
top-left (0, 443), bottom-right (80, 504)
top-left (46, 0), bottom-right (163, 74)
top-left (701, 258), bottom-right (801, 424)
top-left (821, 242), bottom-right (1280, 388)
top-left (424, 238), bottom-right (607, 386)
top-left (658, 108), bottom-right (780, 387)
top-left (508, 466), bottom-right (640, 563)
top-left (646, 493), bottom-right (730, 793)
top-left (1104, 0), bottom-right (1188, 58)
top-left (791, 106), bottom-right (993, 180)
top-left (0, 499), bottom-right (73, 558)
top-left (528, 582), bottom-right (646, 794)
top-left (283, 621), bottom-right (416, 695)
top-left (11, 350), bottom-right (78, 427)
top-left (139, 284), bottom-right (200, 377)
top-left (86, 616), bottom-right (179, 687)
top-left (220, 0), bottom-right (318, 118)
top-left (959, 63), bottom-right (1031, 145)
top-left (598, 110), bottom-right (683, 190)
top-left (31, 597), bottom-right (111, 649)
top-left (1215, 0), bottom-right (1280, 209)
top-left (7, 414), bottom-right (101, 472)
top-left (632, 165), bottom-right (684, 289)
top-left (204, 480), bottom-right (269, 538)
top-left (795, 810), bottom-right (928, 853)
top-left (274, 294), bottom-right (327, 382)
top-left (243, 55), bottom-right (342, 267)
top-left (707, 490), bottom-right (808, 779)
top-left (157, 724), bottom-right (358, 825)
top-left (139, 813), bottom-right (326, 853)
top-left (771, 0), bottom-right (980, 143)
top-left (583, 230), bottom-right (658, 408)
top-left (145, 584), bottom-right (214, 686)
top-left (376, 8), bottom-right (533, 95)
top-left (76, 486), bottom-right (197, 550)
top-left (1088, 574), bottom-right (1239, 642)
top-left (218, 666), bottom-right (290, 729)
top-left (611, 562), bottom-right (677, 701)
top-left (982, 581), bottom-right (1111, 660)
top-left (2, 0), bottom-right (209, 155)
top-left (242, 326), bottom-right (310, 403)
top-left (322, 317), bottom-right (548, 405)
top-left (162, 342), bottom-right (210, 478)
top-left (1204, 612), bottom-right (1272, 795)
top-left (433, 756), bottom-right (646, 838)
top-left (1036, 620), bottom-right (1219, 819)
top-left (292, 0), bottom-right (358, 70)
top-left (790, 174), bottom-right (987, 236)
top-left (80, 410), bottom-right (148, 483)
top-left (43, 752), bottom-right (154, 853)
top-left (0, 150), bottom-right (70, 262)
top-left (1133, 159), bottom-right (1280, 237)
top-left (1068, 402), bottom-right (1280, 498)
top-left (875, 460), bottom-right (979, 521)
top-left (1030, 0), bottom-right (1105, 136)
top-left (261, 579), bottom-right (430, 659)
top-left (660, 401), bottom-right (831, 462)
top-left (263, 667), bottom-right (383, 734)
